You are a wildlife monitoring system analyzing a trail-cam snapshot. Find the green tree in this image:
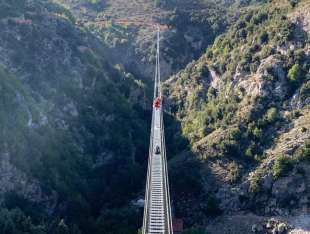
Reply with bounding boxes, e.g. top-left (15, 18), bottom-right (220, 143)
top-left (288, 64), bottom-right (301, 83)
top-left (265, 107), bottom-right (278, 123)
top-left (253, 127), bottom-right (262, 139)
